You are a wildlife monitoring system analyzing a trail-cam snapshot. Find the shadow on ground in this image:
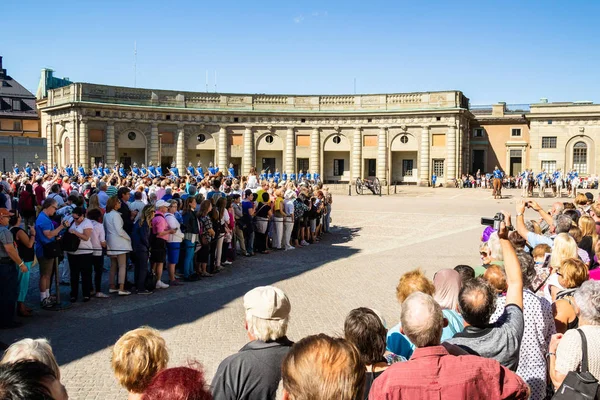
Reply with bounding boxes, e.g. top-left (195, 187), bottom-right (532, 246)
top-left (0, 225), bottom-right (361, 367)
